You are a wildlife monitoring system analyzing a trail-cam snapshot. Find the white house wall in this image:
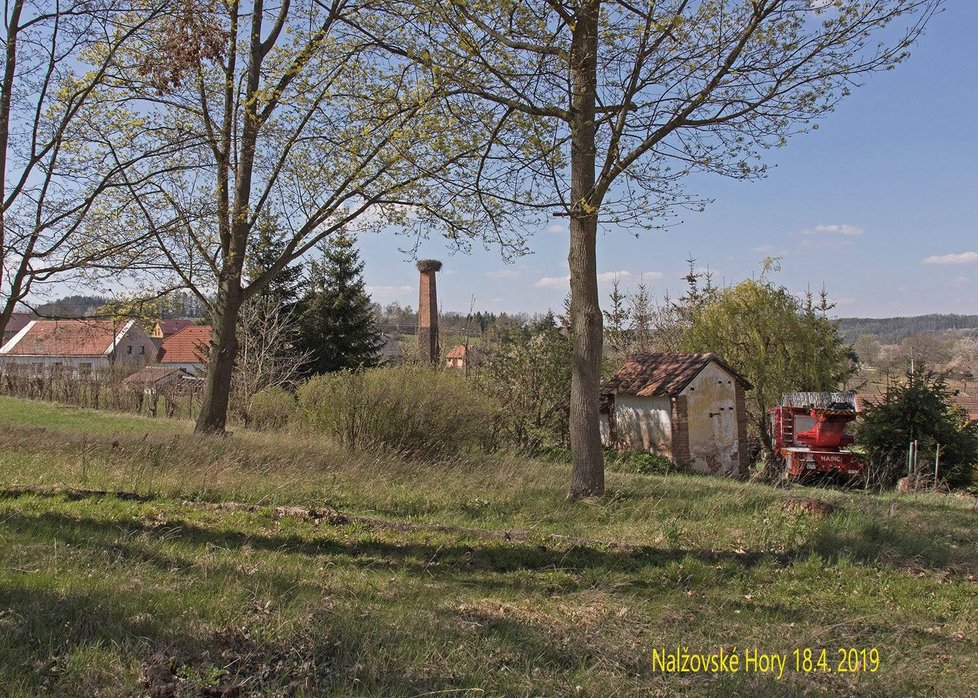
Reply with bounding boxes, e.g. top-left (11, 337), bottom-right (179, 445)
top-left (681, 362), bottom-right (740, 475)
top-left (610, 394), bottom-right (673, 454)
top-left (112, 323), bottom-right (158, 364)
top-left (0, 355), bottom-right (111, 376)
